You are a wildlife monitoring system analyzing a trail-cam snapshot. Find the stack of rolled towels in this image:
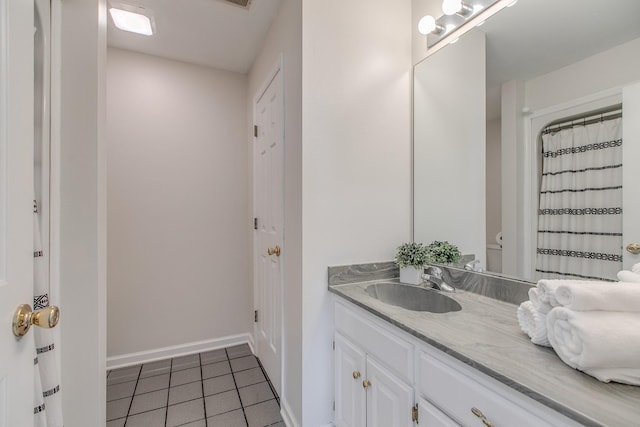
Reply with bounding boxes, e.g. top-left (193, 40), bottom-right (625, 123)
top-left (617, 262), bottom-right (640, 283)
top-left (517, 266), bottom-right (640, 386)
